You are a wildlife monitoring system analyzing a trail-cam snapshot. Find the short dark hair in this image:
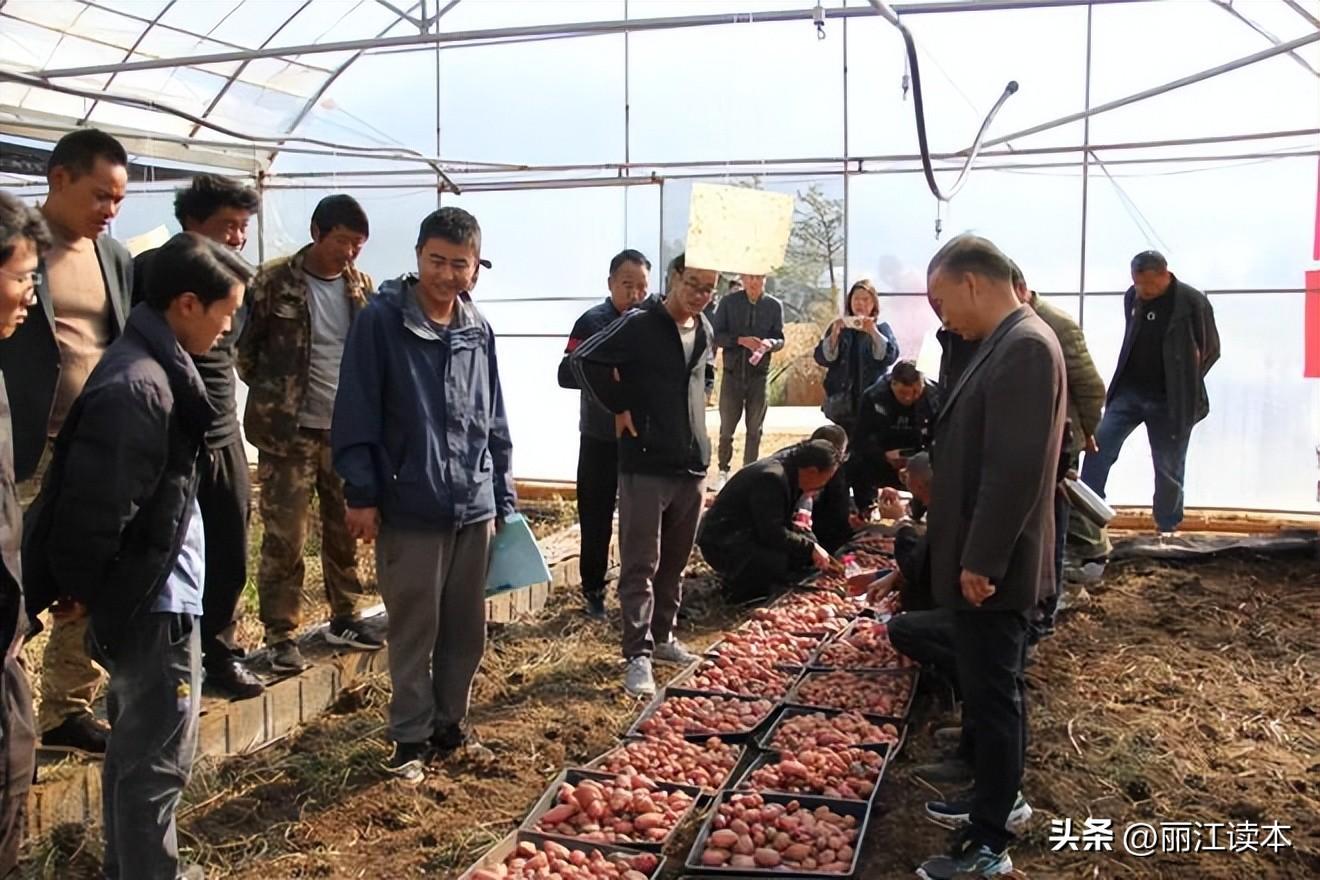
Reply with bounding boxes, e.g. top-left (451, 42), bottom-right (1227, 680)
top-left (906, 451), bottom-right (933, 483)
top-left (609, 248), bottom-right (651, 275)
top-left (809, 424), bottom-right (848, 452)
top-left (47, 128), bottom-right (128, 179)
top-left (174, 174), bottom-right (260, 227)
top-left (667, 252), bottom-right (686, 278)
top-left (0, 192), bottom-right (51, 265)
top-left (415, 206), bottom-right (481, 254)
top-left (791, 438), bottom-right (843, 472)
top-left (311, 194), bottom-right (369, 238)
top-left (144, 232), bottom-right (252, 310)
top-left (1131, 250), bottom-right (1167, 273)
top-left (1008, 258), bottom-right (1026, 289)
top-left (889, 360), bottom-right (921, 386)
top-left (926, 233), bottom-right (1012, 283)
